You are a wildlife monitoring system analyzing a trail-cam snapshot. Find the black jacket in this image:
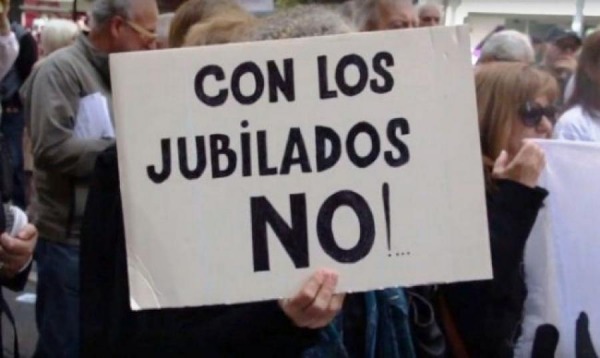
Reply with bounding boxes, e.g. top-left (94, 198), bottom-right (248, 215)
top-left (80, 146), bottom-right (318, 357)
top-left (442, 180), bottom-right (548, 358)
